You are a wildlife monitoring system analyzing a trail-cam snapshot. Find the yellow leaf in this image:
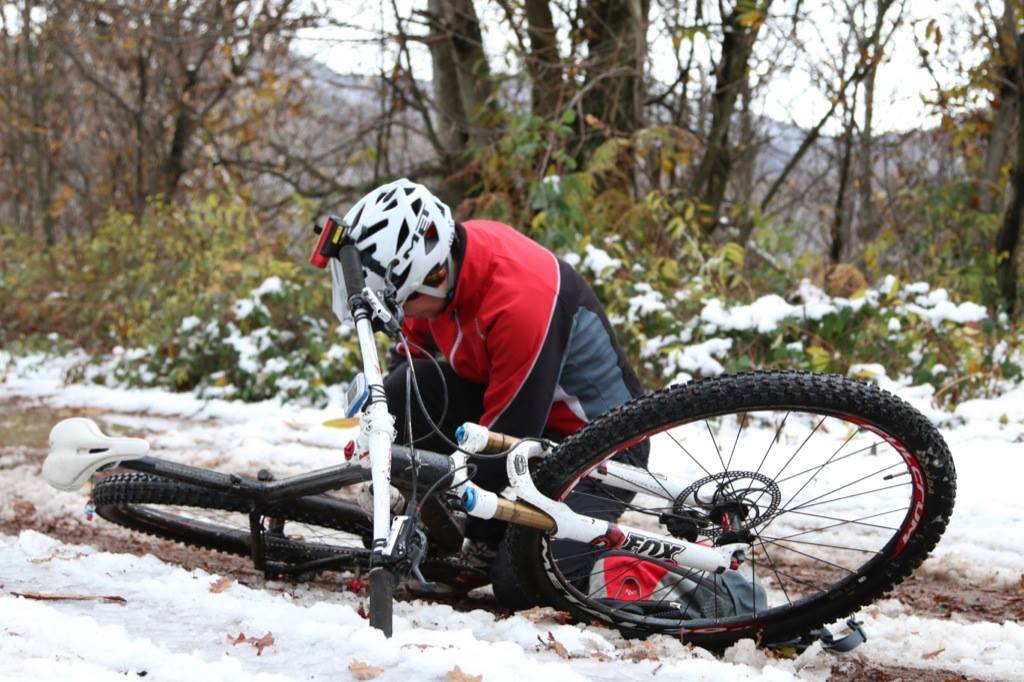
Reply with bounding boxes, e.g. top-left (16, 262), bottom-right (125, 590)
top-left (805, 346), bottom-right (832, 372)
top-left (322, 417), bottom-right (359, 429)
top-left (349, 660), bottom-right (383, 680)
top-left (446, 666), bottom-right (482, 682)
top-left (531, 211), bottom-right (548, 233)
